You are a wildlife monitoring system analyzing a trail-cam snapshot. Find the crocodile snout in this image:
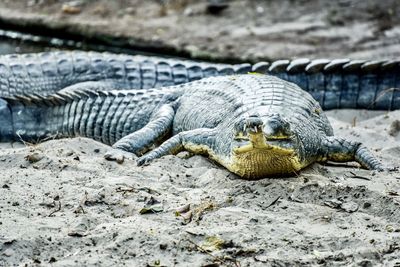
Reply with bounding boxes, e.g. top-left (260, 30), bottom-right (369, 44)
top-left (263, 113), bottom-right (291, 139)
